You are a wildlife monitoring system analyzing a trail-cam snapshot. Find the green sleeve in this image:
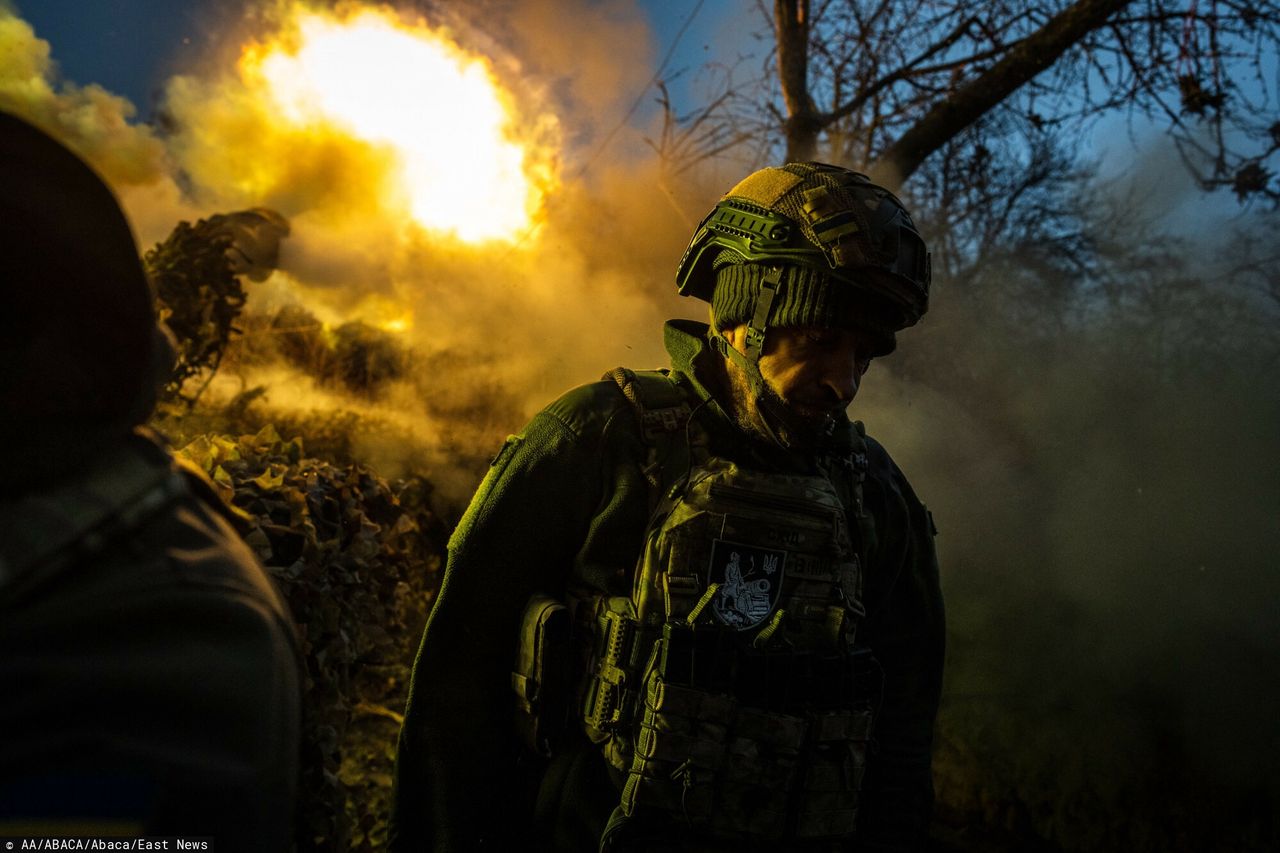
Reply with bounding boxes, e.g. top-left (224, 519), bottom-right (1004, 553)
top-left (390, 406), bottom-right (607, 851)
